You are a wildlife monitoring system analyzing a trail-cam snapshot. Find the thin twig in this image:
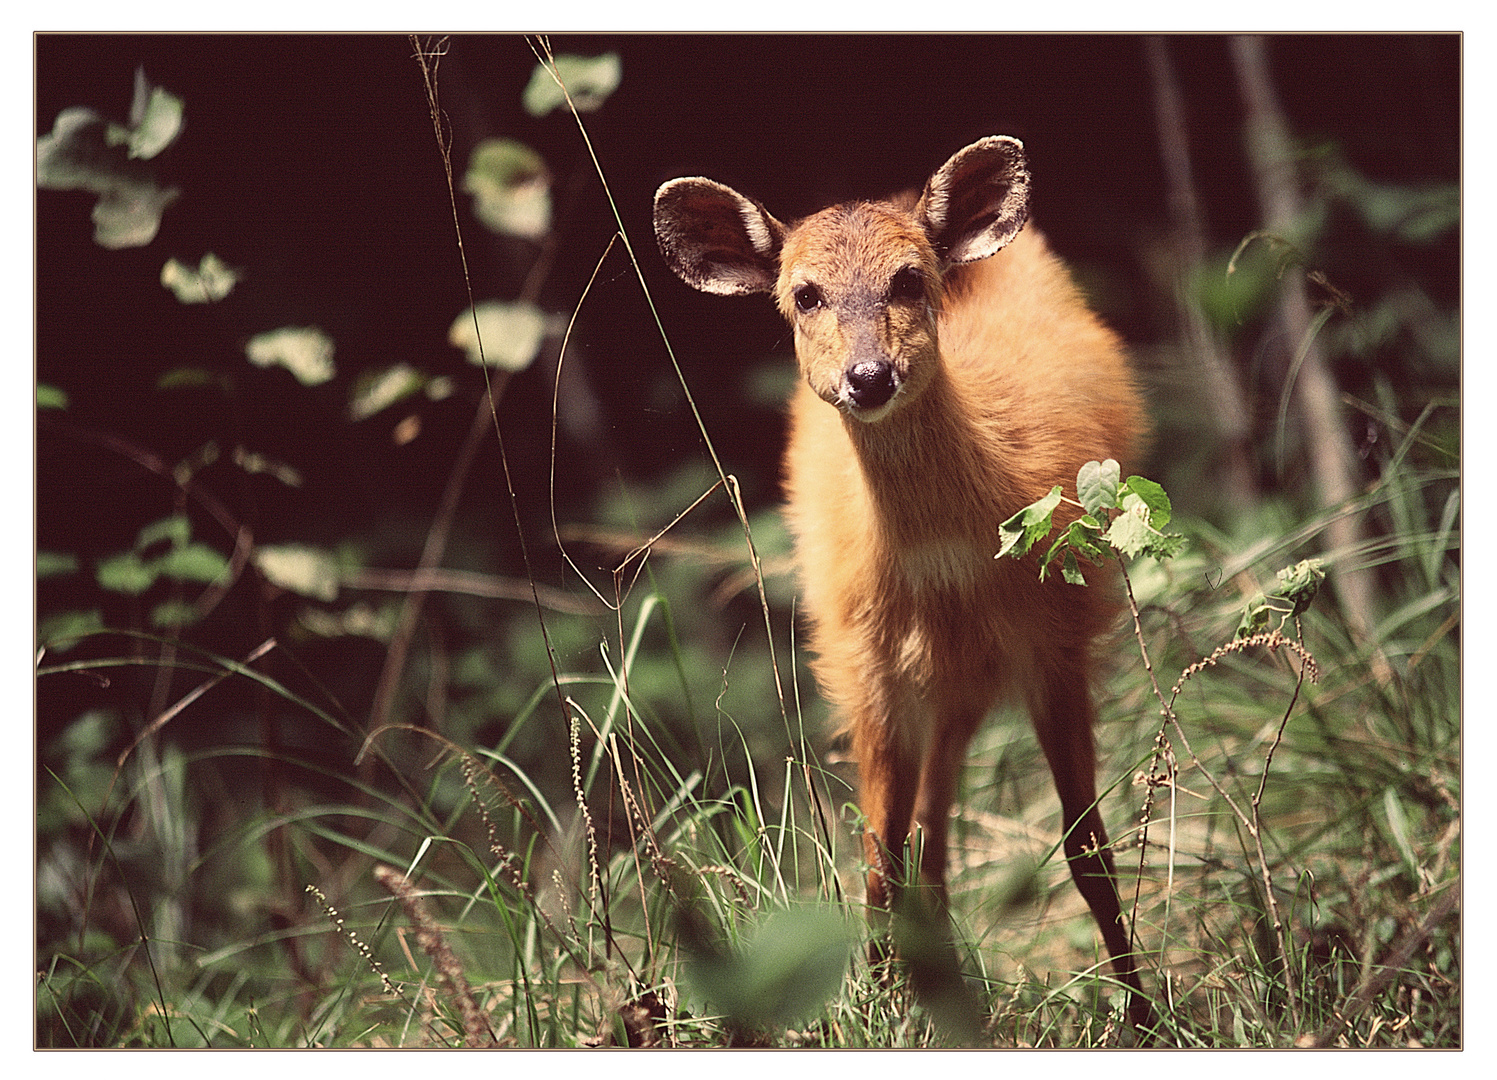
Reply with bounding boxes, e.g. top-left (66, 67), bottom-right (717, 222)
top-left (1245, 617), bottom-right (1312, 1028)
top-left (118, 637), bottom-right (279, 768)
top-left (1161, 627), bottom-right (1319, 1028)
top-left (1129, 540), bottom-right (1324, 1028)
top-left (527, 36), bottom-right (793, 733)
top-left (1120, 559), bottom-right (1172, 968)
top-left (382, 36), bottom-right (574, 752)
